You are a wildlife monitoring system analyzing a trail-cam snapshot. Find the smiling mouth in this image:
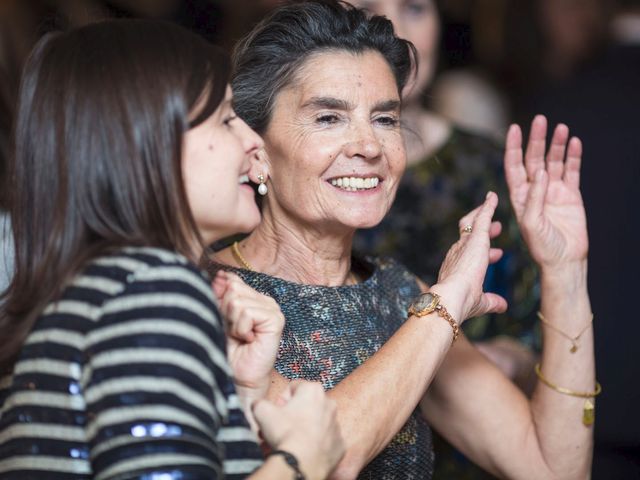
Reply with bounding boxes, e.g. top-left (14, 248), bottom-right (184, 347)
top-left (329, 176), bottom-right (380, 192)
